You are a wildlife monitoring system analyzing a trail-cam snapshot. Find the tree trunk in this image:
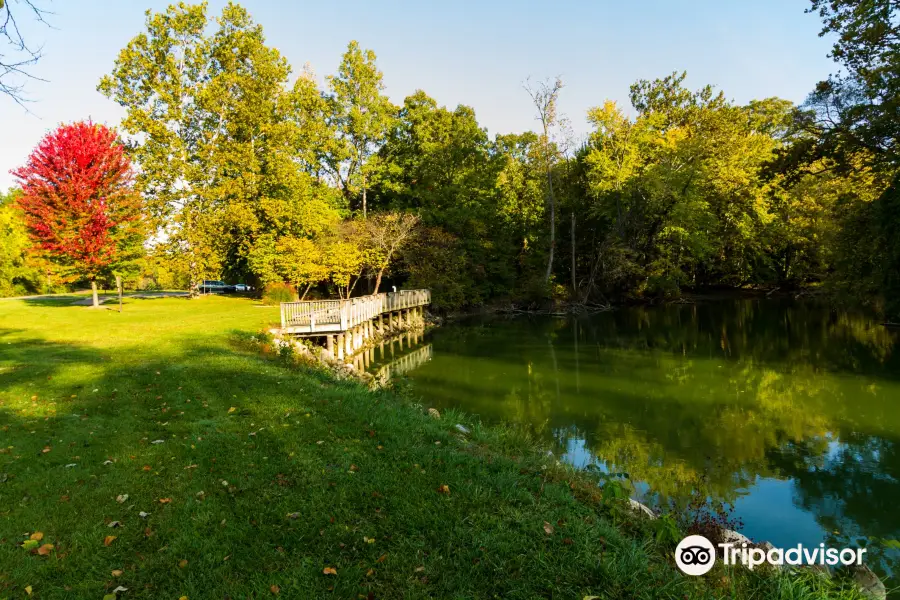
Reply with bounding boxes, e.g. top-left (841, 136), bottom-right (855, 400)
top-left (362, 183), bottom-right (367, 219)
top-left (373, 267), bottom-right (385, 295)
top-left (570, 212), bottom-right (576, 293)
top-left (544, 164), bottom-right (556, 285)
top-left (300, 283), bottom-right (313, 301)
top-left (90, 280), bottom-right (99, 308)
top-left (116, 274), bottom-right (123, 313)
